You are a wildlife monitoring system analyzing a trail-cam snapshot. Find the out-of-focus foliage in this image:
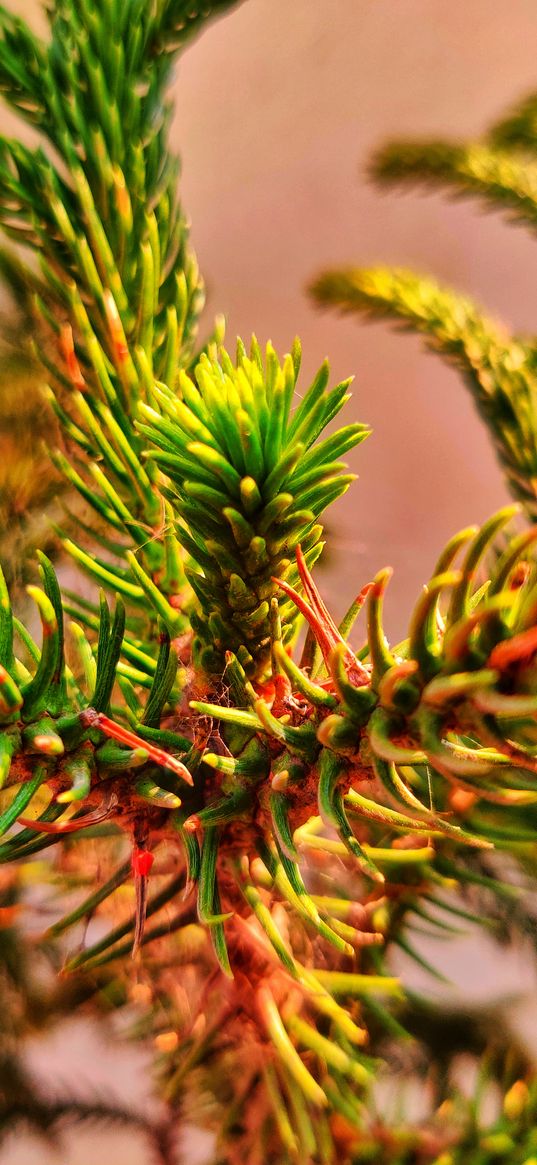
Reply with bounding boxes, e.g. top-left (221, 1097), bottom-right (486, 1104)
top-left (311, 89), bottom-right (537, 525)
top-left (0, 253), bottom-right (60, 584)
